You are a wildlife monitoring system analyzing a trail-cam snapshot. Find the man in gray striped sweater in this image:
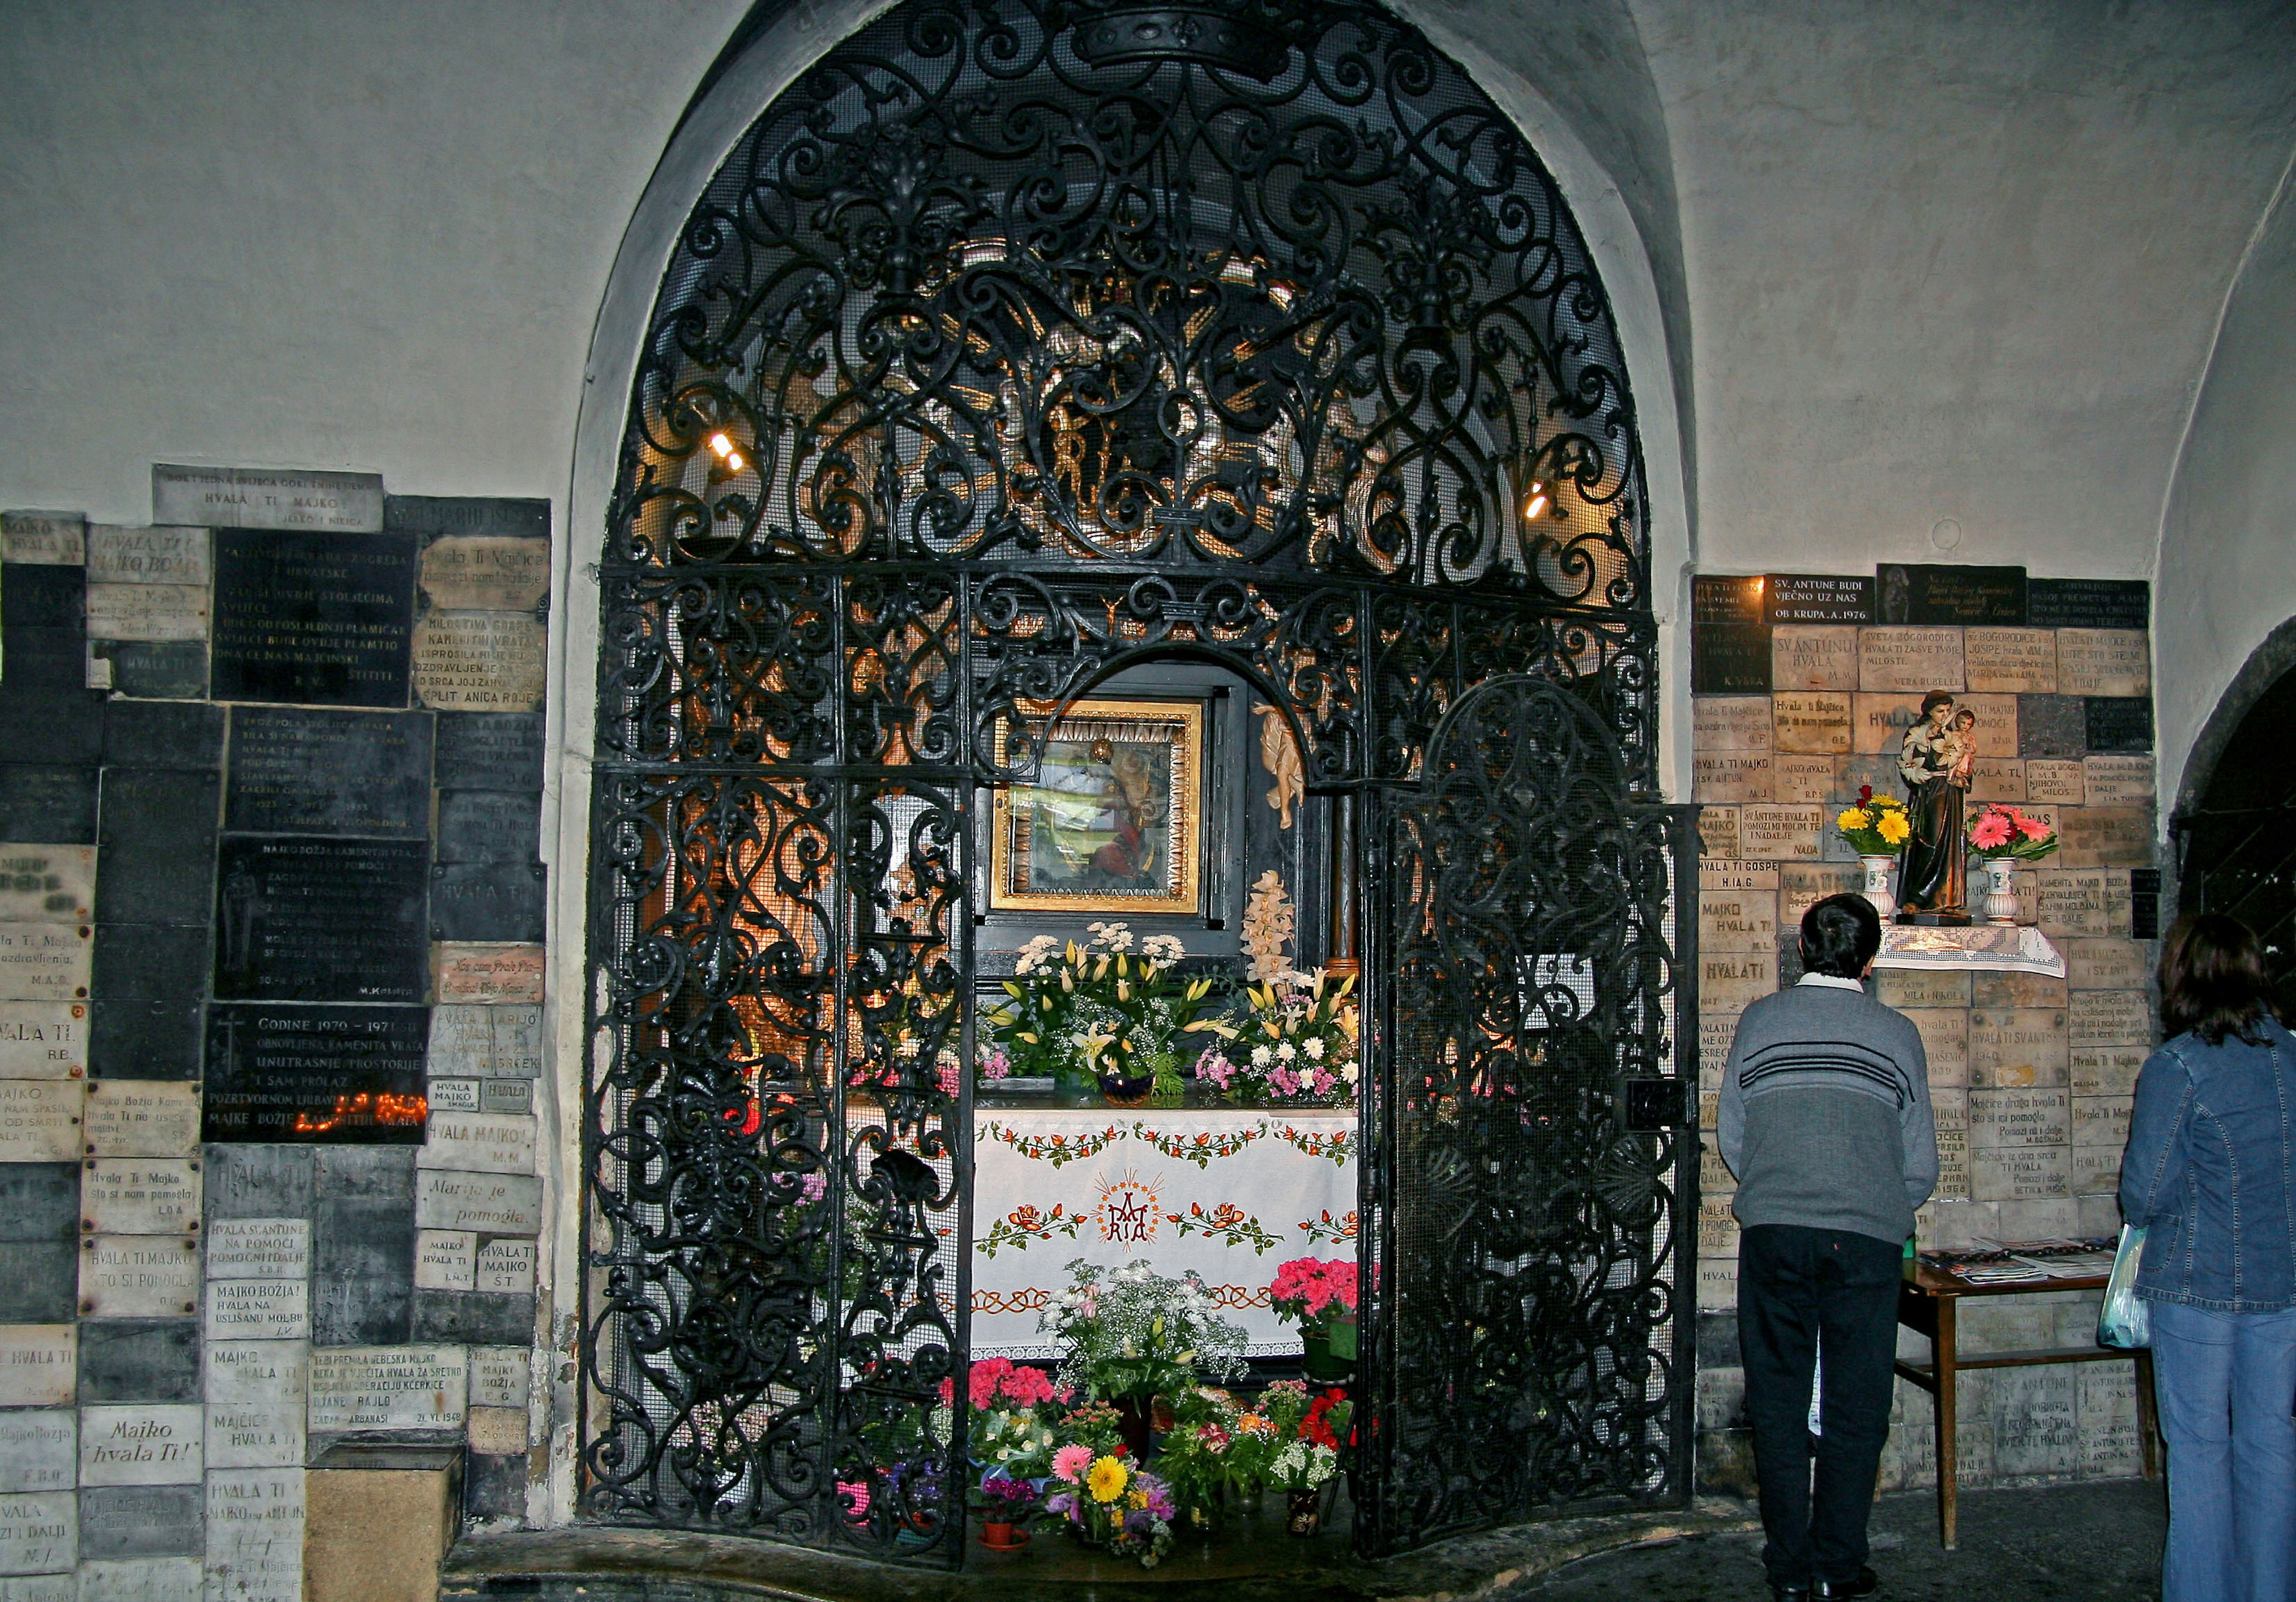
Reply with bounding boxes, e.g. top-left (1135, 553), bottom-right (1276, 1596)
top-left (1719, 892), bottom-right (1937, 1602)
